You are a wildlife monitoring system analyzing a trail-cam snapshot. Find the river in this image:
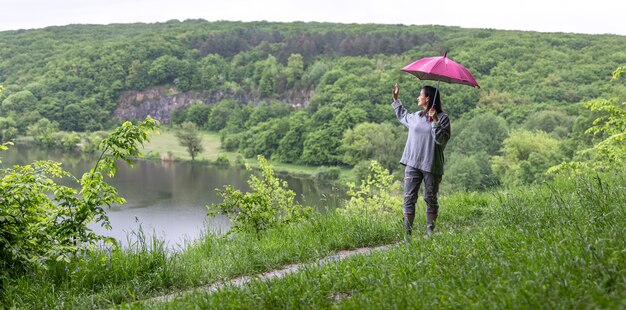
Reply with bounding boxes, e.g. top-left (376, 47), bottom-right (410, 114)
top-left (1, 144), bottom-right (345, 248)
